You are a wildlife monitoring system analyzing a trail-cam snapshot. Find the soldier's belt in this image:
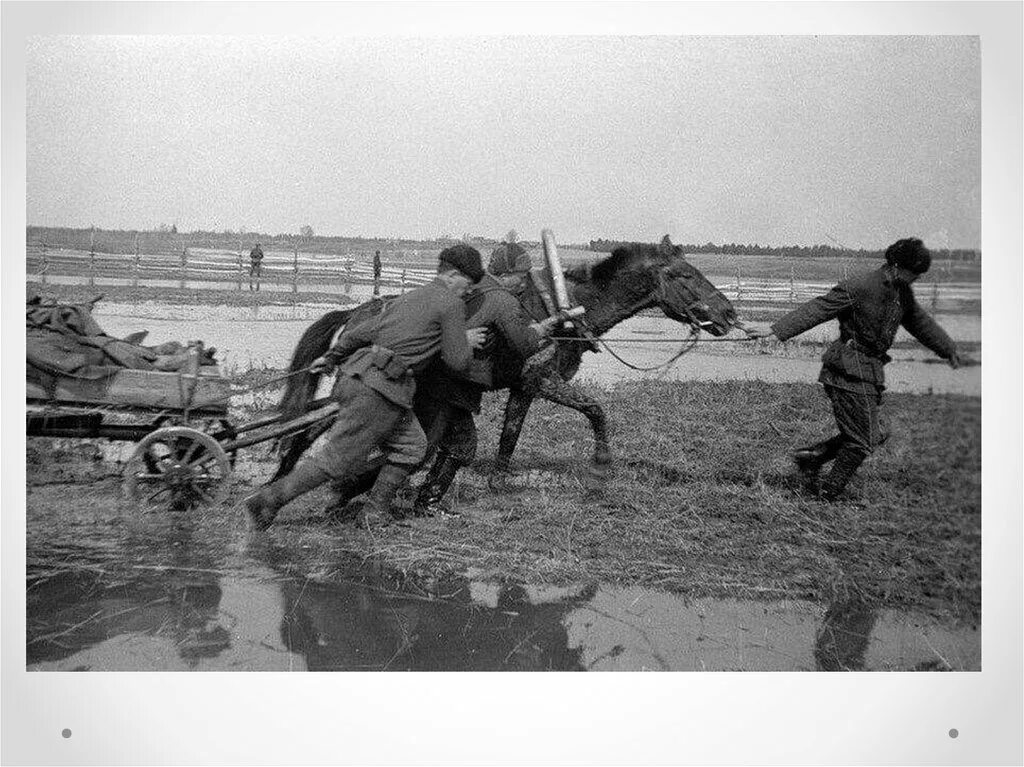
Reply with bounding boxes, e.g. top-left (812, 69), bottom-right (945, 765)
top-left (367, 345), bottom-right (411, 380)
top-left (845, 338), bottom-right (891, 363)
